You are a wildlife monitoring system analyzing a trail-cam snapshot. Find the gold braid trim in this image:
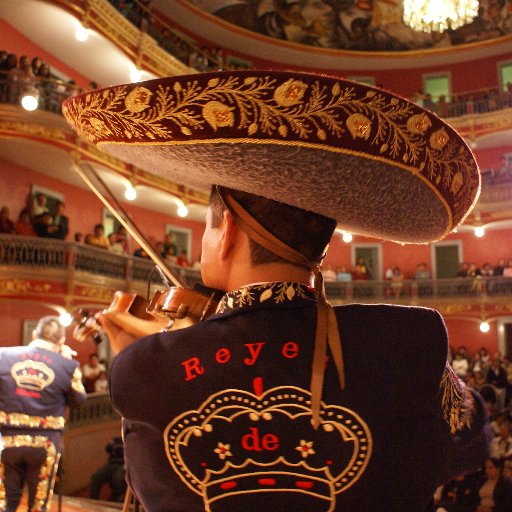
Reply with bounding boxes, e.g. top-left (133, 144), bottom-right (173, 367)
top-left (440, 364), bottom-right (474, 434)
top-left (0, 436), bottom-right (58, 512)
top-left (0, 411), bottom-right (65, 430)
